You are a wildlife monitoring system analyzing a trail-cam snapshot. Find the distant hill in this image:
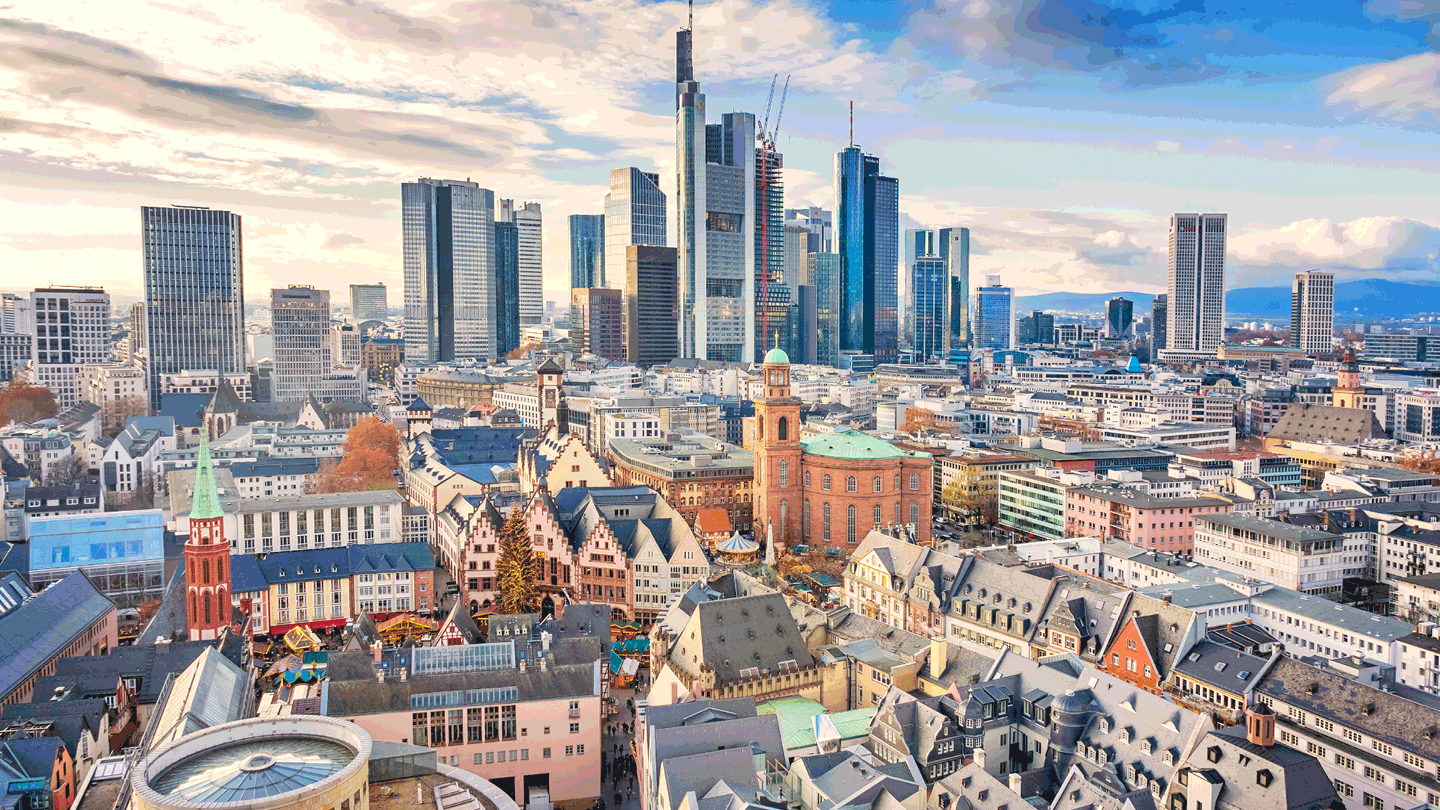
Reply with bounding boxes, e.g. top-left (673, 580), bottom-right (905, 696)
top-left (1017, 279), bottom-right (1439, 319)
